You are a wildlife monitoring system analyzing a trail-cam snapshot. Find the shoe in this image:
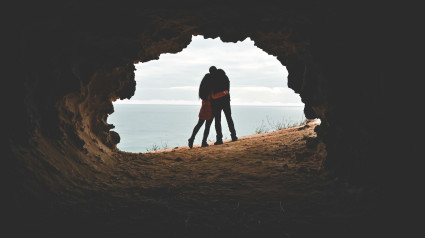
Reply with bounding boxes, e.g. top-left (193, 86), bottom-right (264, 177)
top-left (201, 142), bottom-right (209, 147)
top-left (231, 136), bottom-right (238, 142)
top-left (188, 138), bottom-right (194, 149)
top-left (214, 140), bottom-right (223, 145)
